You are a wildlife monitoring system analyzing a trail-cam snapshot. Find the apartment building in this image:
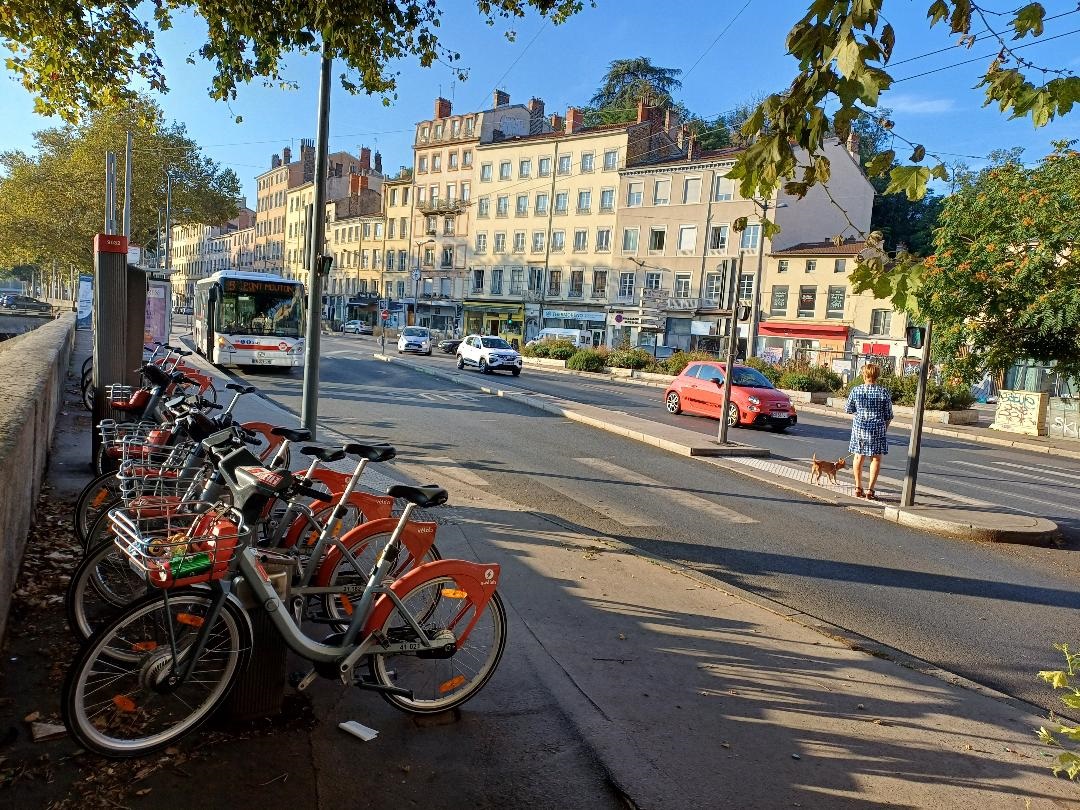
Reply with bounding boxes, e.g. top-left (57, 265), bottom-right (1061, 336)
top-left (380, 174), bottom-right (414, 325)
top-left (223, 225), bottom-right (256, 272)
top-left (470, 99), bottom-right (683, 345)
top-left (254, 141), bottom-right (315, 273)
top-left (169, 206), bottom-right (255, 305)
top-left (613, 136), bottom-right (873, 353)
